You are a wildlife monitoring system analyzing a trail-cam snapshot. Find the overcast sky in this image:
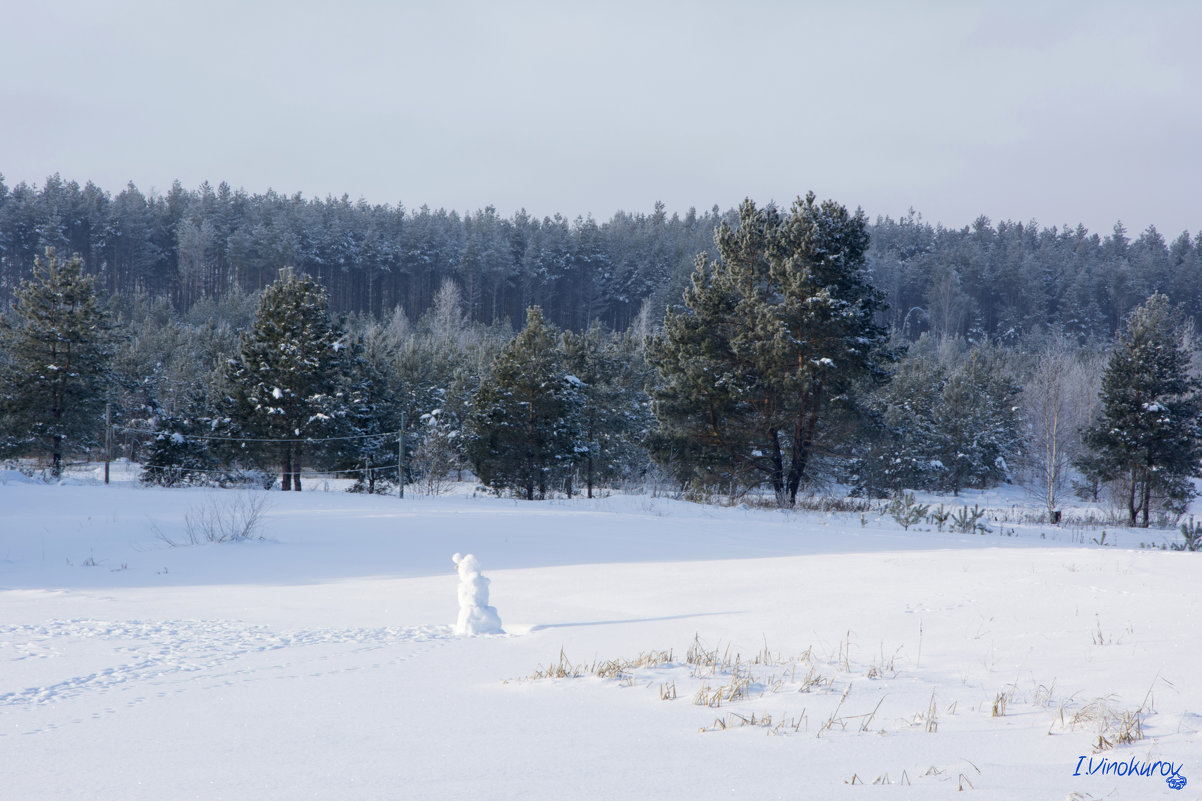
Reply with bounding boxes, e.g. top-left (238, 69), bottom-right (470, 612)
top-left (2, 1), bottom-right (1199, 237)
